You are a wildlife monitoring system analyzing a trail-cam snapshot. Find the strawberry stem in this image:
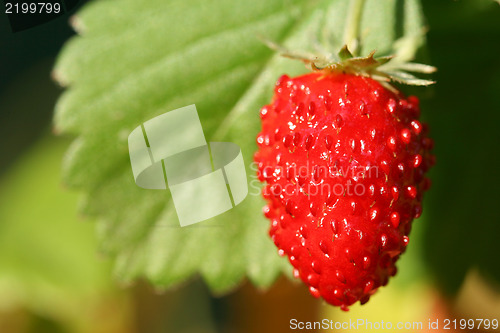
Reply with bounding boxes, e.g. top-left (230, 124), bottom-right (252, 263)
top-left (343, 0), bottom-right (366, 56)
top-left (259, 0), bottom-right (436, 87)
